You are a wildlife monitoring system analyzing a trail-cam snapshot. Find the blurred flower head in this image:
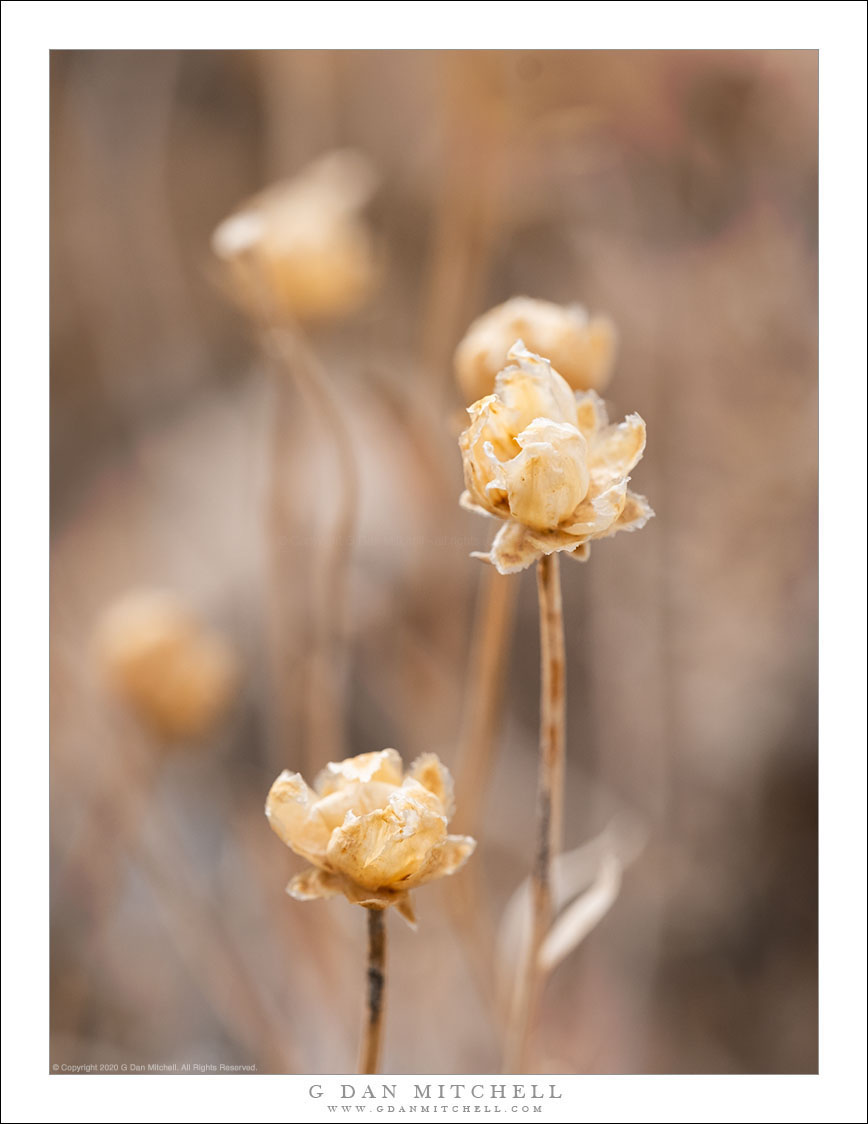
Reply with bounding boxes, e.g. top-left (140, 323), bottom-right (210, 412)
top-left (266, 749), bottom-right (475, 925)
top-left (460, 342), bottom-right (653, 574)
top-left (454, 296), bottom-right (617, 404)
top-left (95, 589), bottom-right (240, 742)
top-left (212, 148), bottom-right (378, 323)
